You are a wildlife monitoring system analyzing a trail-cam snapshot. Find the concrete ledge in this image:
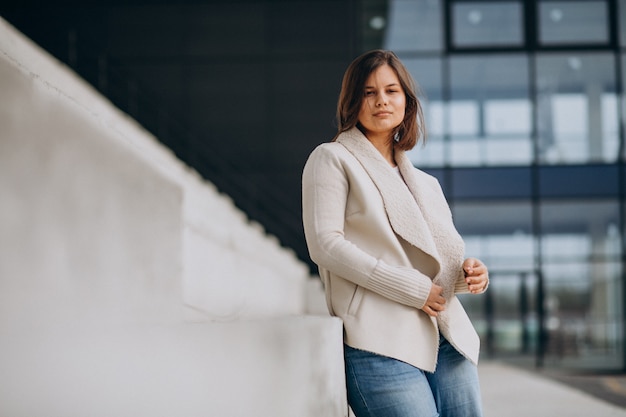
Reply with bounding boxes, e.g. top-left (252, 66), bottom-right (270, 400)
top-left (0, 16), bottom-right (311, 322)
top-left (0, 316), bottom-right (347, 417)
